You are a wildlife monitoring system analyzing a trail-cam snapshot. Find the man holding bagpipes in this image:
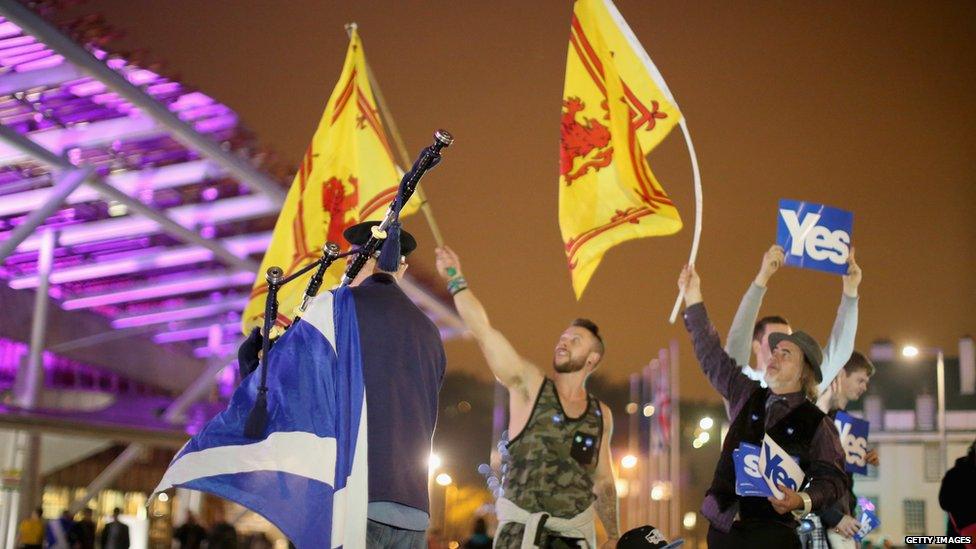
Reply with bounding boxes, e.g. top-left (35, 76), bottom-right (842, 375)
top-left (154, 131), bottom-right (453, 549)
